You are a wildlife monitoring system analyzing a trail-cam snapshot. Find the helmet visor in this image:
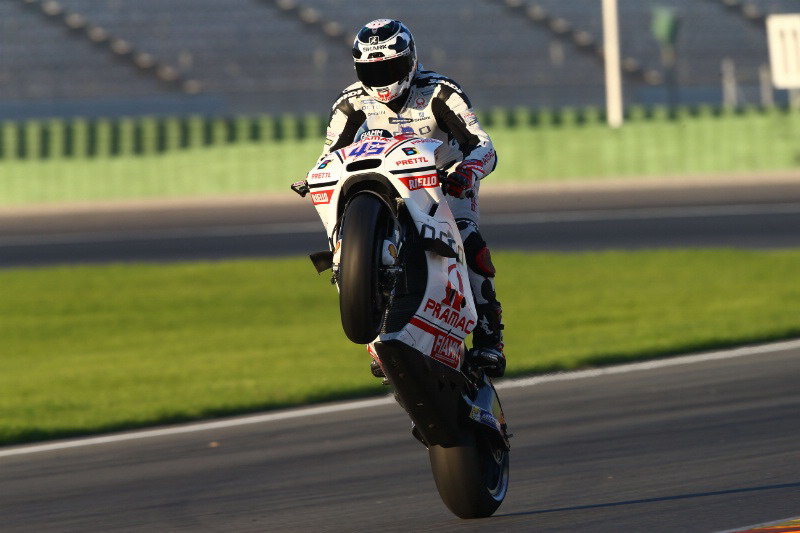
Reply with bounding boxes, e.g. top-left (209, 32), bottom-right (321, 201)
top-left (355, 54), bottom-right (414, 87)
